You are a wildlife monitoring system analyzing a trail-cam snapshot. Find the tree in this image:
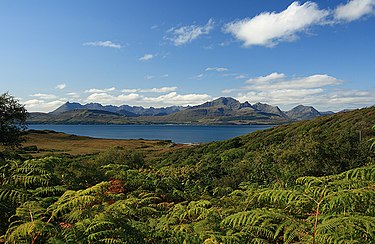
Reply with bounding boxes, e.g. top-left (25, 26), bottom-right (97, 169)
top-left (0, 93), bottom-right (28, 147)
